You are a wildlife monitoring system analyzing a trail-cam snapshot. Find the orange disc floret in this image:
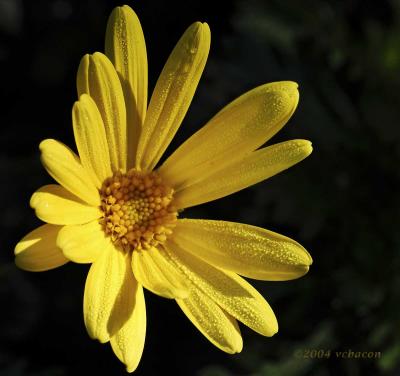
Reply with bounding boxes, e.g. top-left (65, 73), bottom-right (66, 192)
top-left (99, 169), bottom-right (178, 252)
